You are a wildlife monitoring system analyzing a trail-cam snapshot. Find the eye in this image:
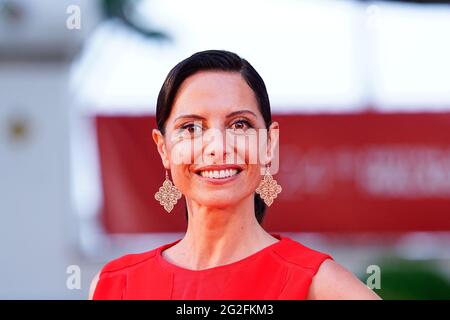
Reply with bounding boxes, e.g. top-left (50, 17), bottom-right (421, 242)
top-left (230, 119), bottom-right (252, 132)
top-left (180, 122), bottom-right (203, 137)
